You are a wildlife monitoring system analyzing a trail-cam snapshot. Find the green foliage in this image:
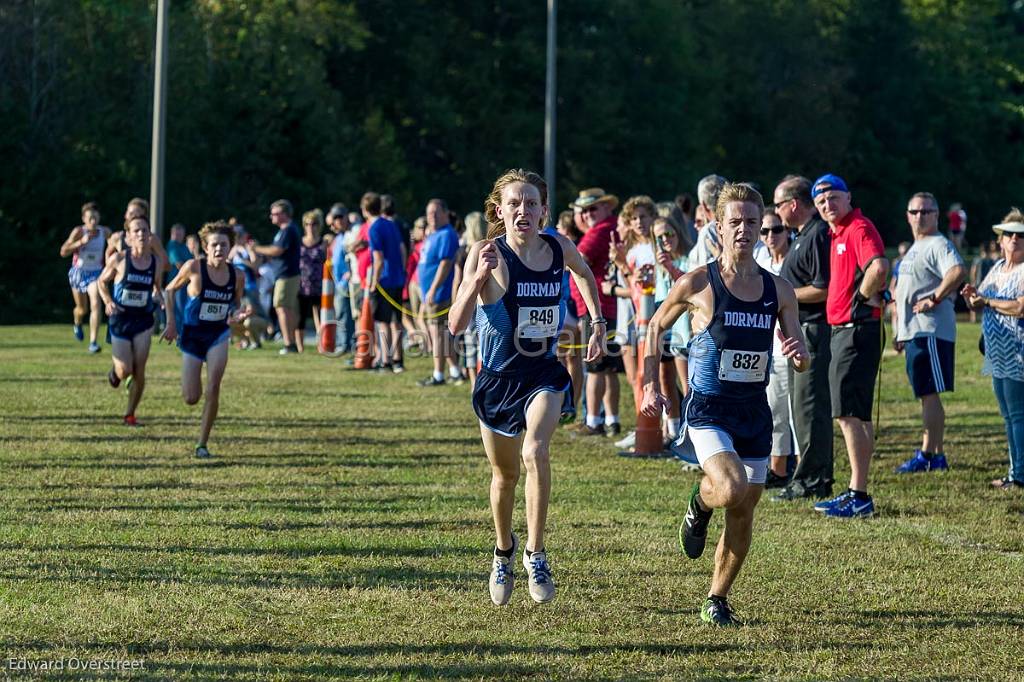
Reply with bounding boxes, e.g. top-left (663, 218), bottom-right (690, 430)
top-left (1, 1), bottom-right (1022, 322)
